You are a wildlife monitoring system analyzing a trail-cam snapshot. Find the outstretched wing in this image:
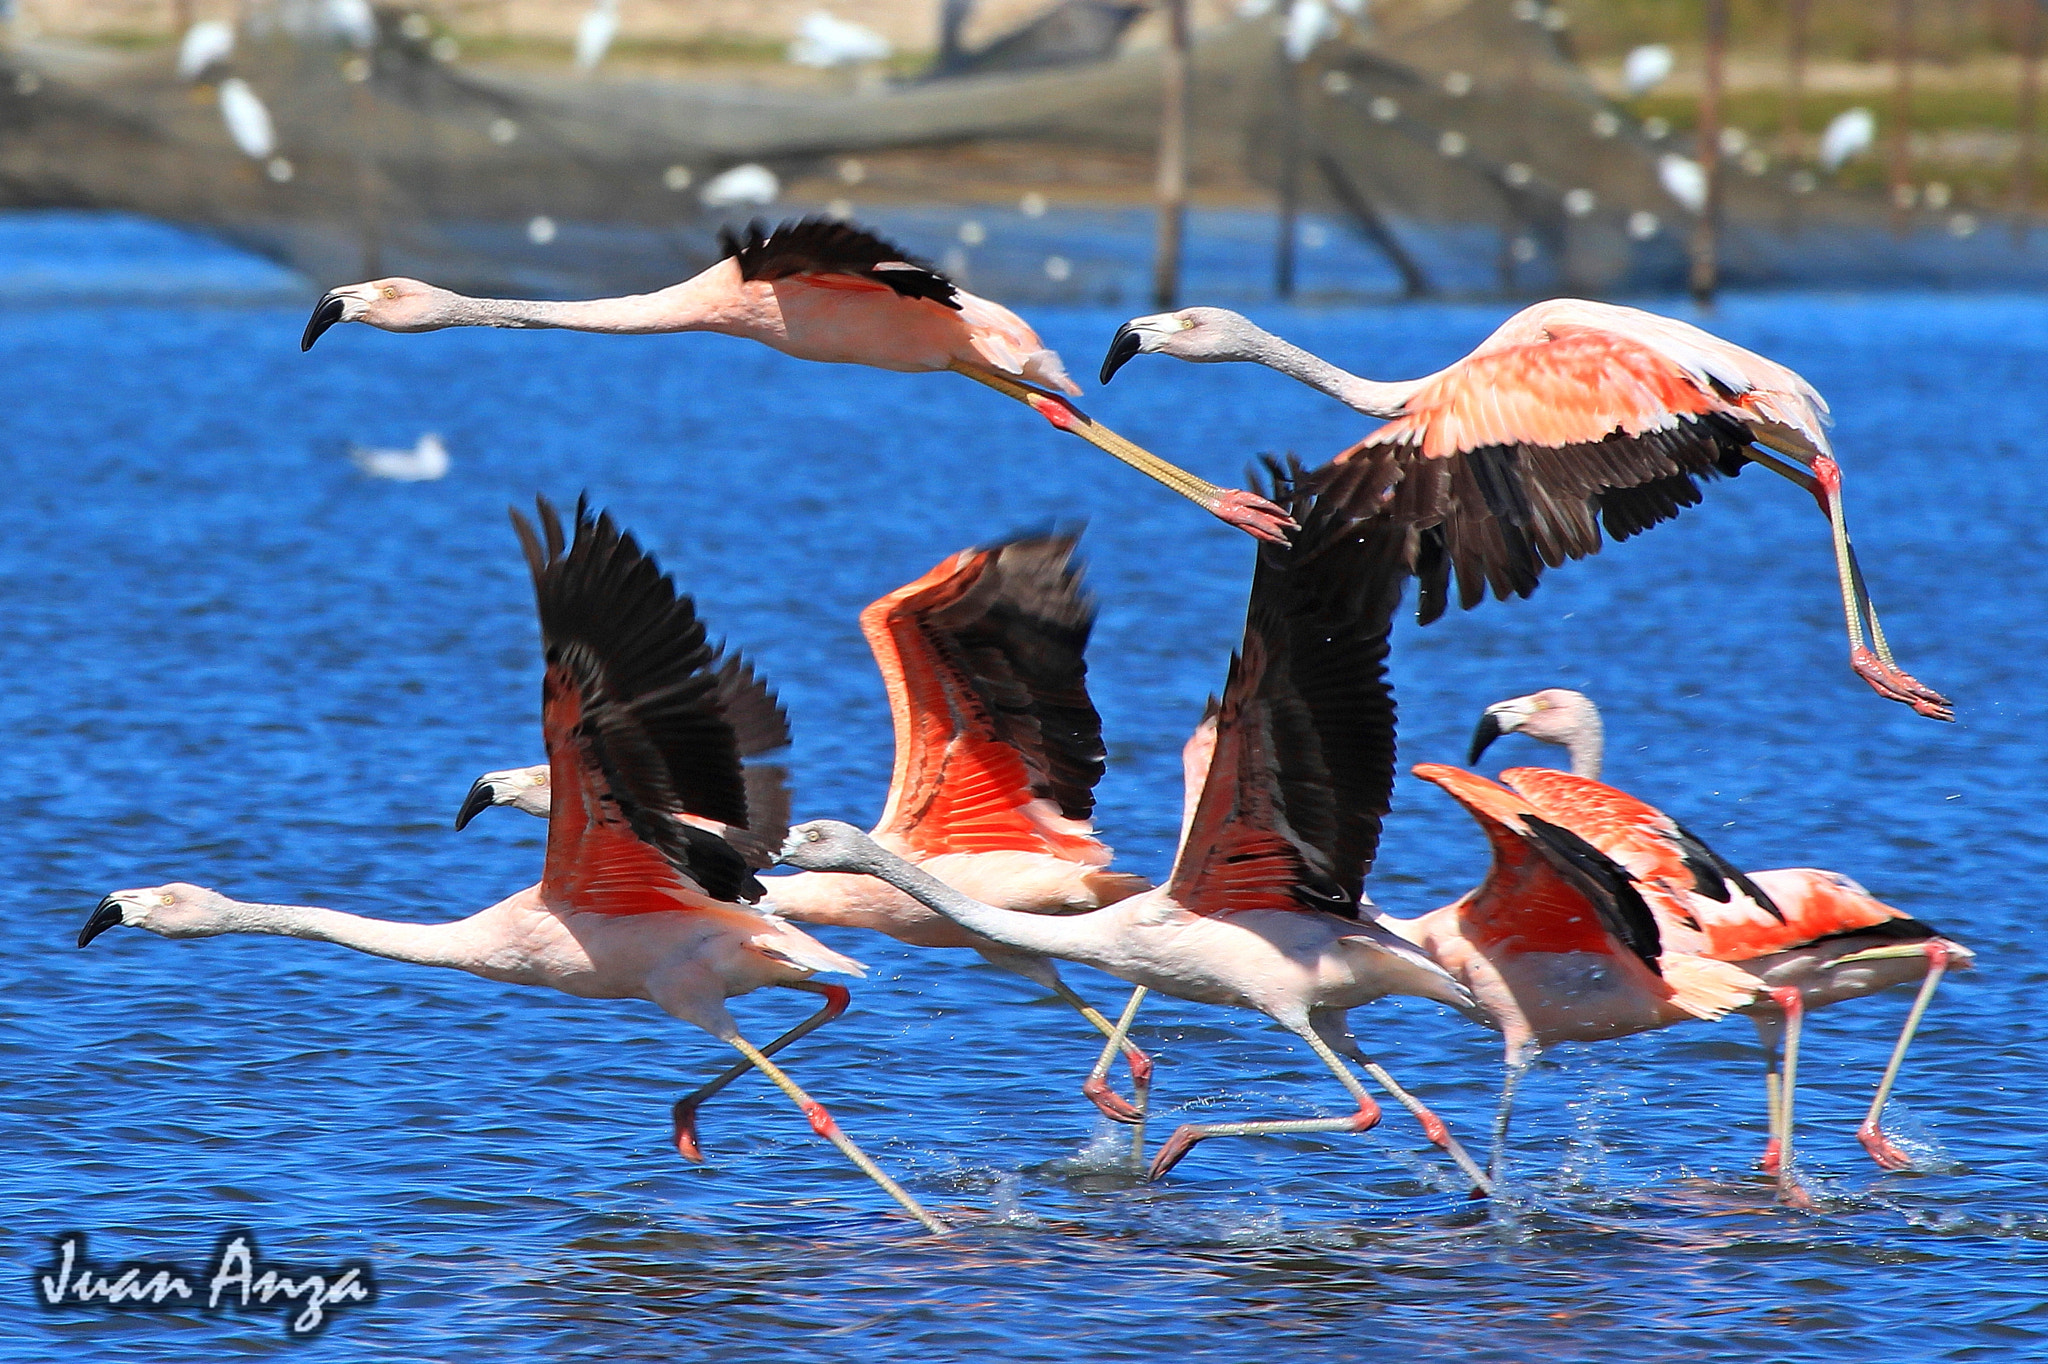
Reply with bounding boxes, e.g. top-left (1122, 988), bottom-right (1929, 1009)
top-left (866, 531), bottom-right (1113, 864)
top-left (518, 496), bottom-right (777, 910)
top-left (720, 217), bottom-right (959, 310)
top-left (1497, 766), bottom-right (1783, 925)
top-left (1166, 460), bottom-right (1408, 919)
top-left (1329, 299), bottom-right (1831, 623)
top-left (1413, 764), bottom-right (1663, 971)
